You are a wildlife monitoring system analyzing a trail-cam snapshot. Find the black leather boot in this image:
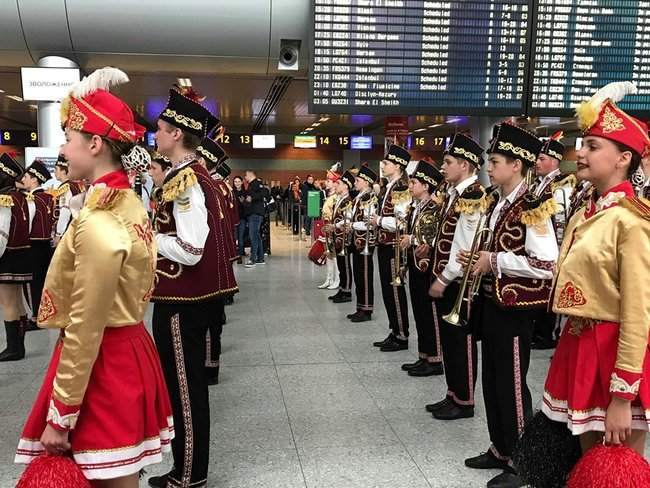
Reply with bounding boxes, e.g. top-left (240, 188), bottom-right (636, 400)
top-left (0, 320), bottom-right (25, 362)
